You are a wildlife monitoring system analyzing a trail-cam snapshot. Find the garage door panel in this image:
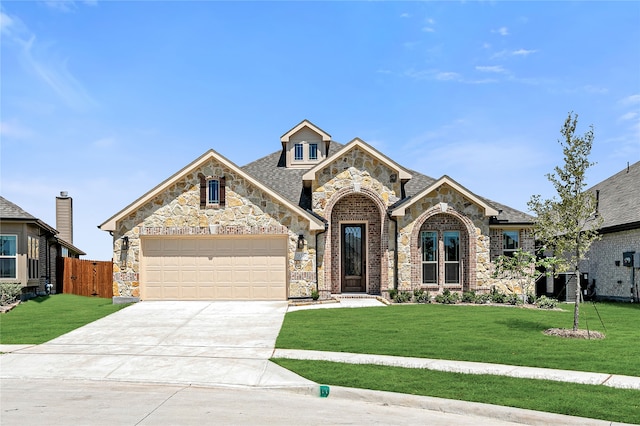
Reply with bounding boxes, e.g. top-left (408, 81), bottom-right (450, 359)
top-left (141, 237), bottom-right (287, 301)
